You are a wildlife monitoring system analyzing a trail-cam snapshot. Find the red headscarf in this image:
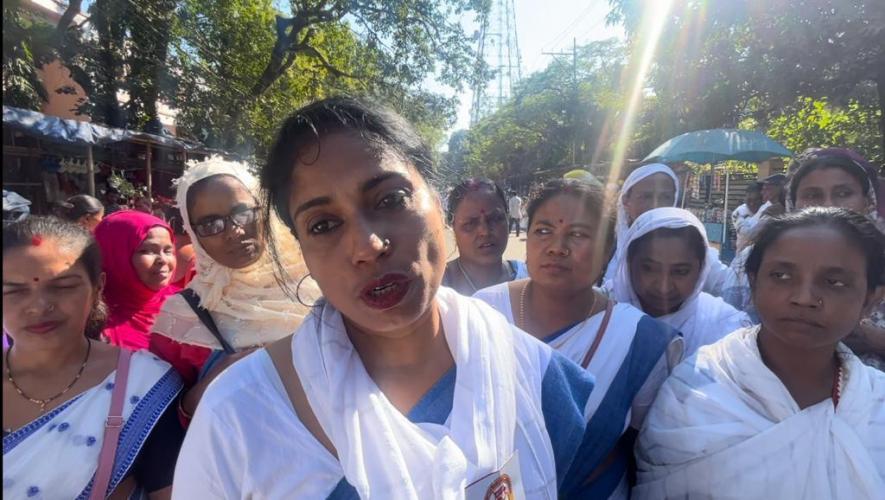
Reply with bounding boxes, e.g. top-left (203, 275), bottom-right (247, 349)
top-left (95, 210), bottom-right (179, 350)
